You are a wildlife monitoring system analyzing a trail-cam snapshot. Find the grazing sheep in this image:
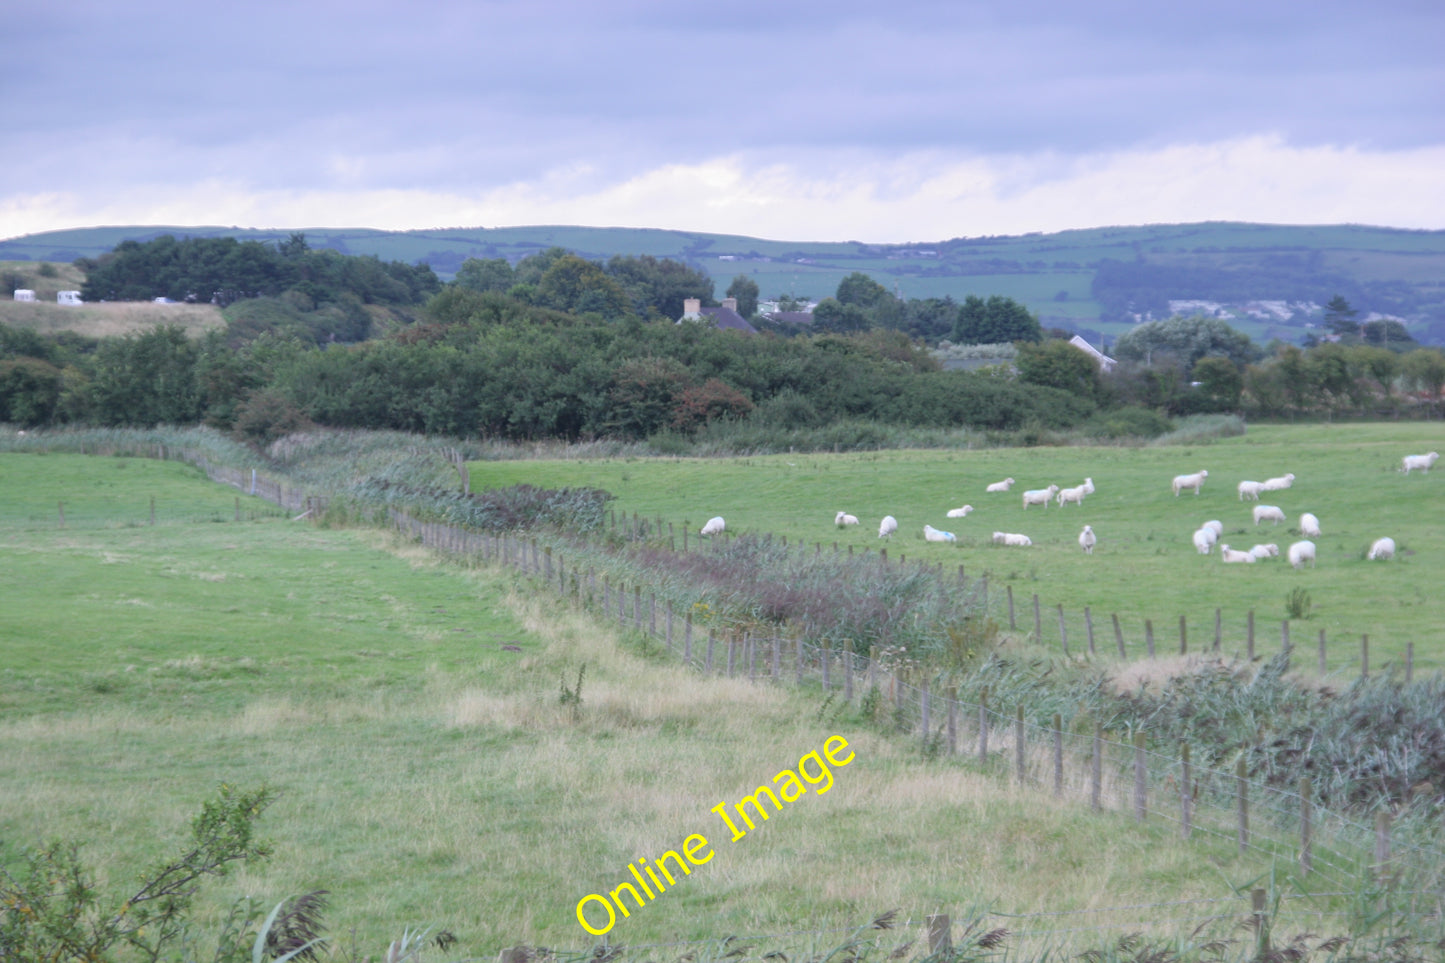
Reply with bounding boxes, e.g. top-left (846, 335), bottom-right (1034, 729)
top-left (1081, 477), bottom-right (1095, 495)
top-left (986, 477), bottom-right (1016, 493)
top-left (1192, 528), bottom-right (1217, 554)
top-left (878, 515), bottom-right (898, 538)
top-left (1288, 540), bottom-right (1316, 570)
top-left (835, 511), bottom-right (860, 527)
top-left (1022, 485), bottom-right (1060, 509)
top-left (1056, 485), bottom-right (1087, 507)
top-left (923, 524), bottom-right (957, 543)
top-left (1299, 512), bottom-right (1321, 537)
top-left (1366, 536), bottom-right (1396, 560)
top-left (1219, 544), bottom-right (1257, 564)
top-left (1402, 452), bottom-right (1440, 474)
top-left (1172, 470), bottom-right (1209, 496)
top-left (1249, 543), bottom-right (1280, 560)
top-left (700, 516), bottom-right (726, 536)
top-left (945, 505), bottom-right (975, 518)
top-left (1237, 480), bottom-right (1265, 501)
top-left (1261, 473), bottom-right (1296, 491)
top-left (1079, 525), bottom-right (1096, 555)
top-left (1204, 520), bottom-right (1224, 538)
top-left (992, 531), bottom-right (1032, 547)
top-left (1253, 505), bottom-right (1286, 526)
